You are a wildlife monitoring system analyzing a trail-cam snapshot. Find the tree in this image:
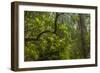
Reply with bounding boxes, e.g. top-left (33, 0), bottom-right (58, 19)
top-left (24, 11), bottom-right (90, 61)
